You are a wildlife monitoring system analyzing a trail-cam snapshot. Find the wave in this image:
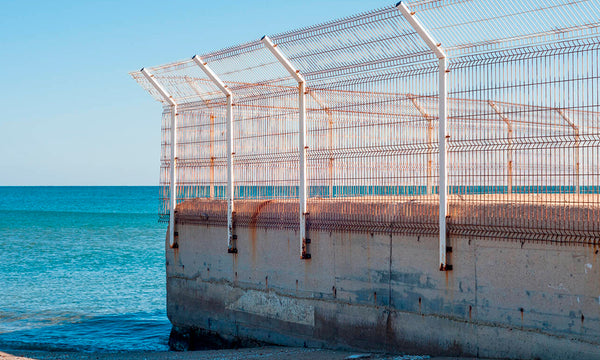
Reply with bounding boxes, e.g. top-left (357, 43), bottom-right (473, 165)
top-left (0, 209), bottom-right (157, 217)
top-left (0, 311), bottom-right (170, 352)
